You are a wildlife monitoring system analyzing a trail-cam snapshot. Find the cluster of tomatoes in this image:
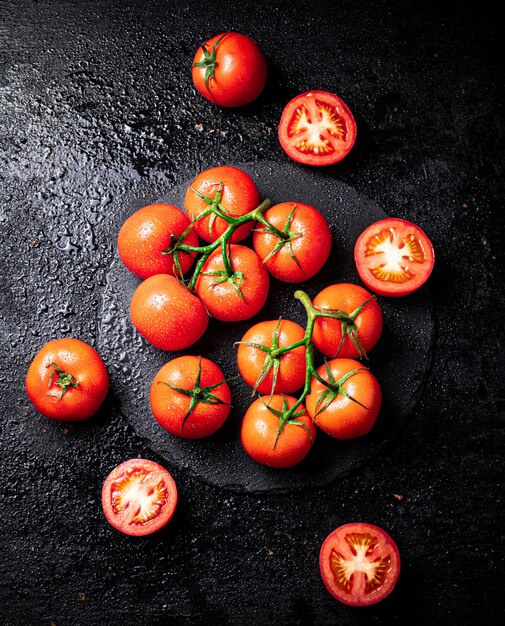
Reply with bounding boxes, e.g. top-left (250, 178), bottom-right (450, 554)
top-left (23, 31), bottom-right (436, 607)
